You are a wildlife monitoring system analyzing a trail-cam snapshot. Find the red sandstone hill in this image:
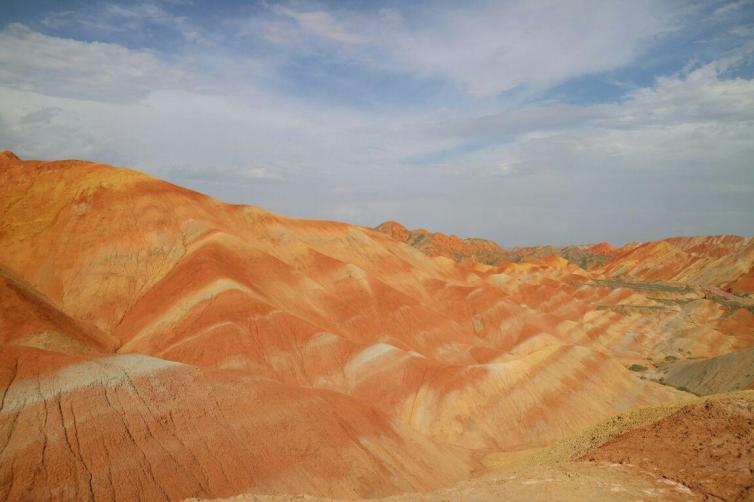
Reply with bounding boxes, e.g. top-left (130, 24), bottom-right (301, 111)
top-left (375, 220), bottom-right (754, 292)
top-left (374, 221), bottom-right (620, 270)
top-left (374, 220), bottom-right (518, 265)
top-left (1, 152), bottom-right (753, 501)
